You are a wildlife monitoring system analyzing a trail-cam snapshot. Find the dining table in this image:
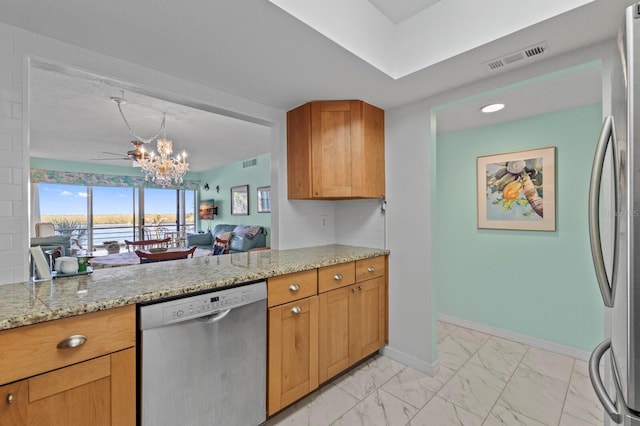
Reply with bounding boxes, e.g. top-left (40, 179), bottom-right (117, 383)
top-left (91, 247), bottom-right (212, 269)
